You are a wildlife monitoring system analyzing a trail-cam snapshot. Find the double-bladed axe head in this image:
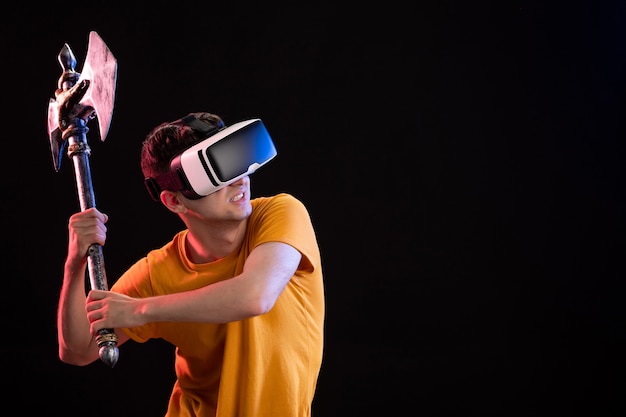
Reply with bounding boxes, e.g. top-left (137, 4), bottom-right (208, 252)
top-left (47, 31), bottom-right (117, 171)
